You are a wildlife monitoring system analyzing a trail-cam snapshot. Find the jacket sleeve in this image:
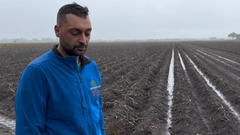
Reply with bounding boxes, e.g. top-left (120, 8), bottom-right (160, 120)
top-left (15, 66), bottom-right (48, 135)
top-left (99, 96), bottom-right (106, 135)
